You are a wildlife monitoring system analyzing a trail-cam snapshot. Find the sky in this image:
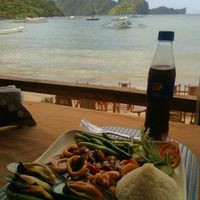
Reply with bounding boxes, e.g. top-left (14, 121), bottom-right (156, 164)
top-left (147, 0), bottom-right (200, 14)
top-left (114, 0), bottom-right (200, 14)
